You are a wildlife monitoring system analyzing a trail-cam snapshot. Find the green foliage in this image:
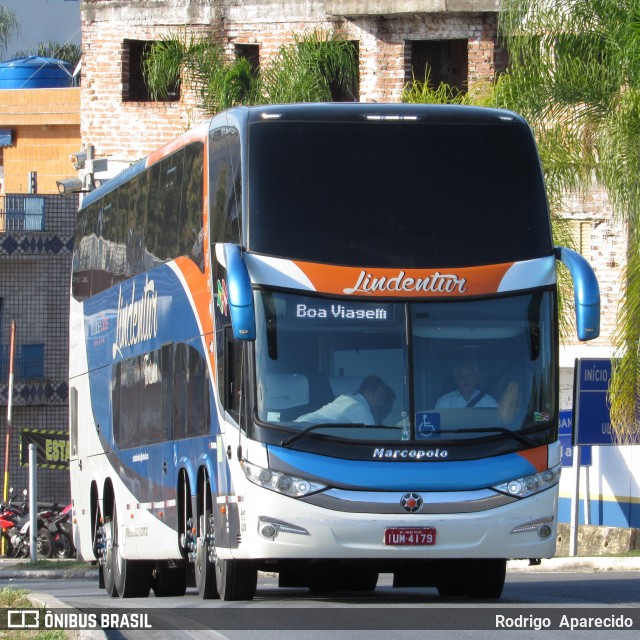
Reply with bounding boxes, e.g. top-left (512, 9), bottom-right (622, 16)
top-left (15, 42), bottom-right (81, 67)
top-left (499, 0), bottom-right (640, 441)
top-left (0, 5), bottom-right (19, 58)
top-left (144, 29), bottom-right (358, 112)
top-left (0, 588), bottom-right (65, 639)
top-left (401, 71), bottom-right (472, 105)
